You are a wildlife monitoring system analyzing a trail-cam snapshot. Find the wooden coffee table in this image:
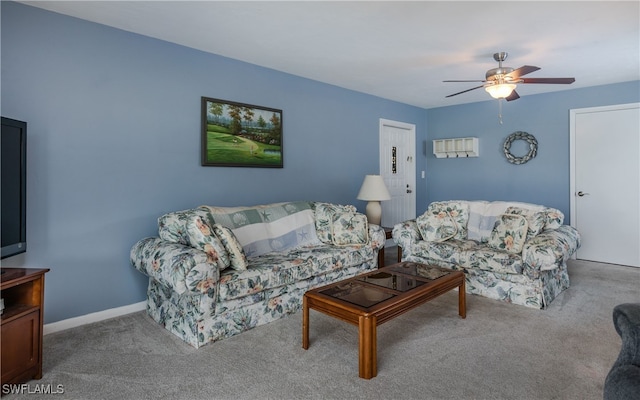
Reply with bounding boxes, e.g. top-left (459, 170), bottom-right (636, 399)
top-left (302, 262), bottom-right (465, 379)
